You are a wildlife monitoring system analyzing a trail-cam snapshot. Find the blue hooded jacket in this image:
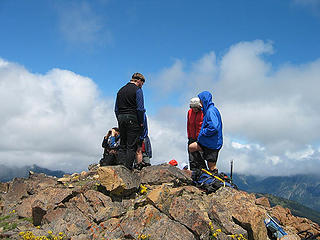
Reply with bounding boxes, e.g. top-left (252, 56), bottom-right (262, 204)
top-left (197, 91), bottom-right (223, 150)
